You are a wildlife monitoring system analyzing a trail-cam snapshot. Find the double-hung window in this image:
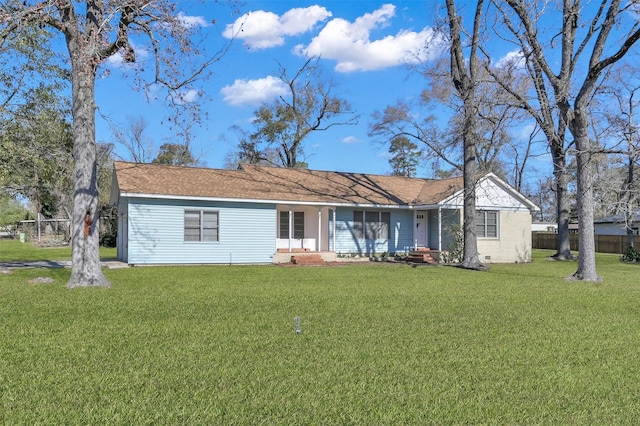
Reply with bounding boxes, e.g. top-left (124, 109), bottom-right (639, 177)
top-left (279, 211), bottom-right (304, 239)
top-left (475, 210), bottom-right (498, 238)
top-left (353, 211), bottom-right (390, 240)
top-left (184, 210), bottom-right (219, 242)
